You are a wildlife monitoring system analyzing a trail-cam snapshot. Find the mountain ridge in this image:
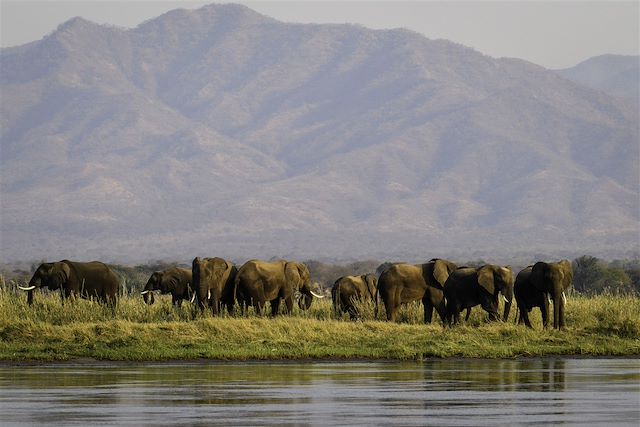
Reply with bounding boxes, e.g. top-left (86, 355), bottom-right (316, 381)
top-left (1, 4), bottom-right (638, 263)
top-left (556, 54), bottom-right (639, 100)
